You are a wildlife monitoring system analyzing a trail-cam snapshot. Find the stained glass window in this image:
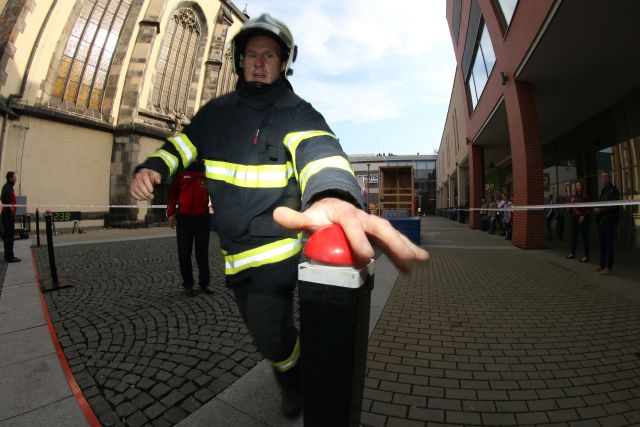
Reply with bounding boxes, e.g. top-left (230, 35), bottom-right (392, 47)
top-left (151, 8), bottom-right (201, 115)
top-left (53, 0), bottom-right (132, 110)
